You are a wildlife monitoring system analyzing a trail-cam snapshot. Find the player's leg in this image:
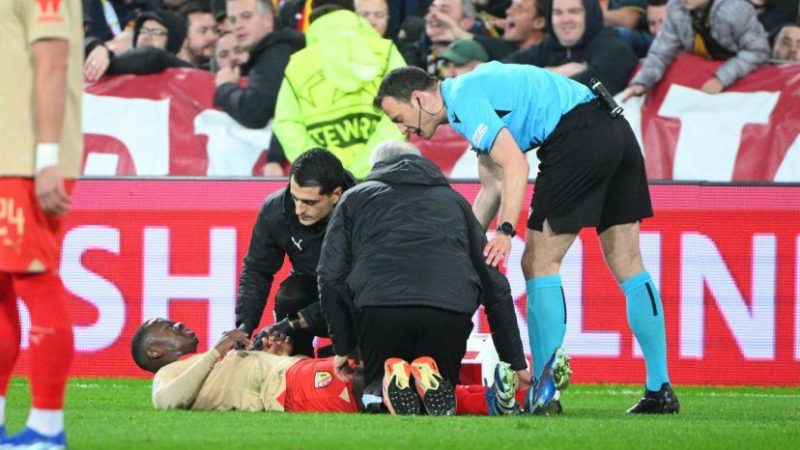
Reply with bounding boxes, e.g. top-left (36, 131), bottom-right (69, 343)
top-left (0, 274), bottom-right (21, 437)
top-left (12, 273), bottom-right (74, 437)
top-left (283, 358), bottom-right (359, 413)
